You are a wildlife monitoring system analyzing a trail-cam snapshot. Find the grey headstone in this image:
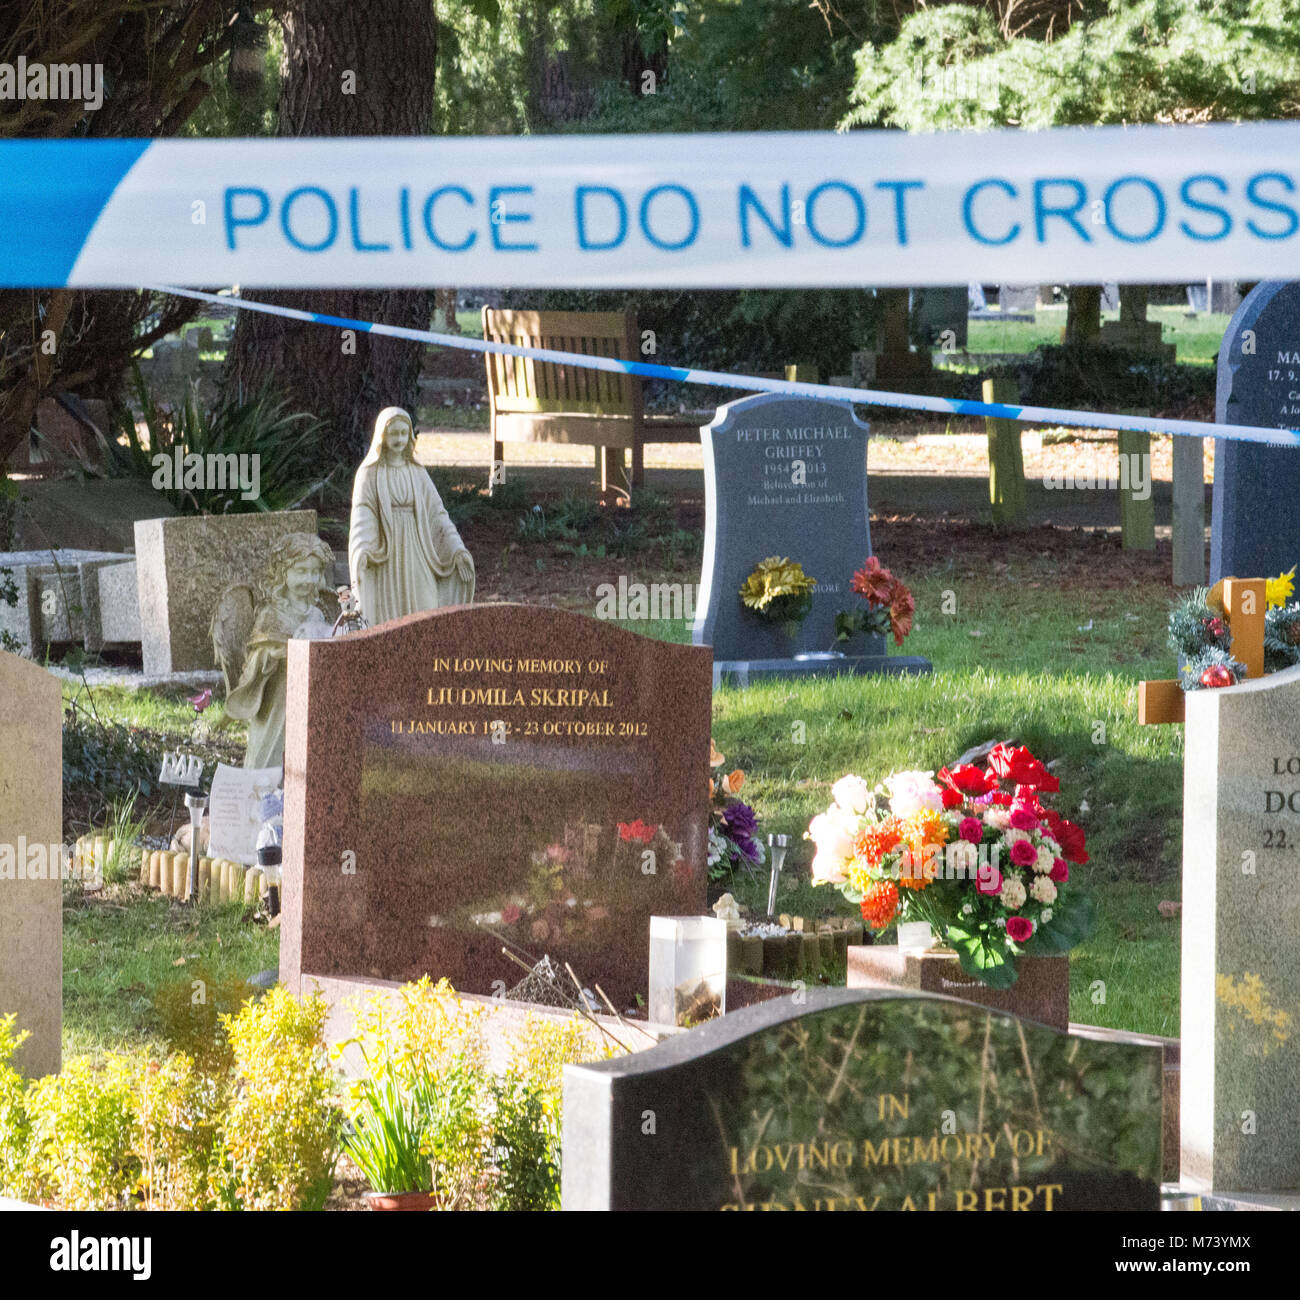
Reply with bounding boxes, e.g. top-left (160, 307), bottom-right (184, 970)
top-left (1100, 283), bottom-right (1121, 312)
top-left (1181, 664), bottom-right (1300, 1192)
top-left (693, 395), bottom-right (881, 663)
top-left (1210, 281), bottom-right (1243, 315)
top-left (911, 286), bottom-right (967, 350)
top-left (998, 284), bottom-right (1038, 314)
top-left (1209, 282), bottom-right (1300, 583)
top-left (967, 282), bottom-right (987, 312)
top-left (561, 988), bottom-right (1163, 1211)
